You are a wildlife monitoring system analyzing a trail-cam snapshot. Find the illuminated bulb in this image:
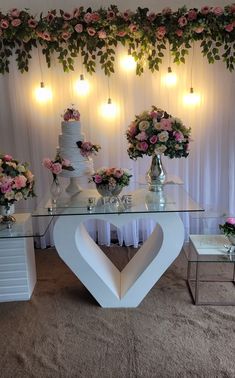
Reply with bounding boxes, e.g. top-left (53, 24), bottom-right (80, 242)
top-left (183, 87), bottom-right (201, 106)
top-left (35, 82), bottom-right (52, 102)
top-left (101, 98), bottom-right (117, 118)
top-left (164, 66), bottom-right (177, 86)
top-left (120, 55), bottom-right (136, 71)
top-left (75, 74), bottom-right (89, 96)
